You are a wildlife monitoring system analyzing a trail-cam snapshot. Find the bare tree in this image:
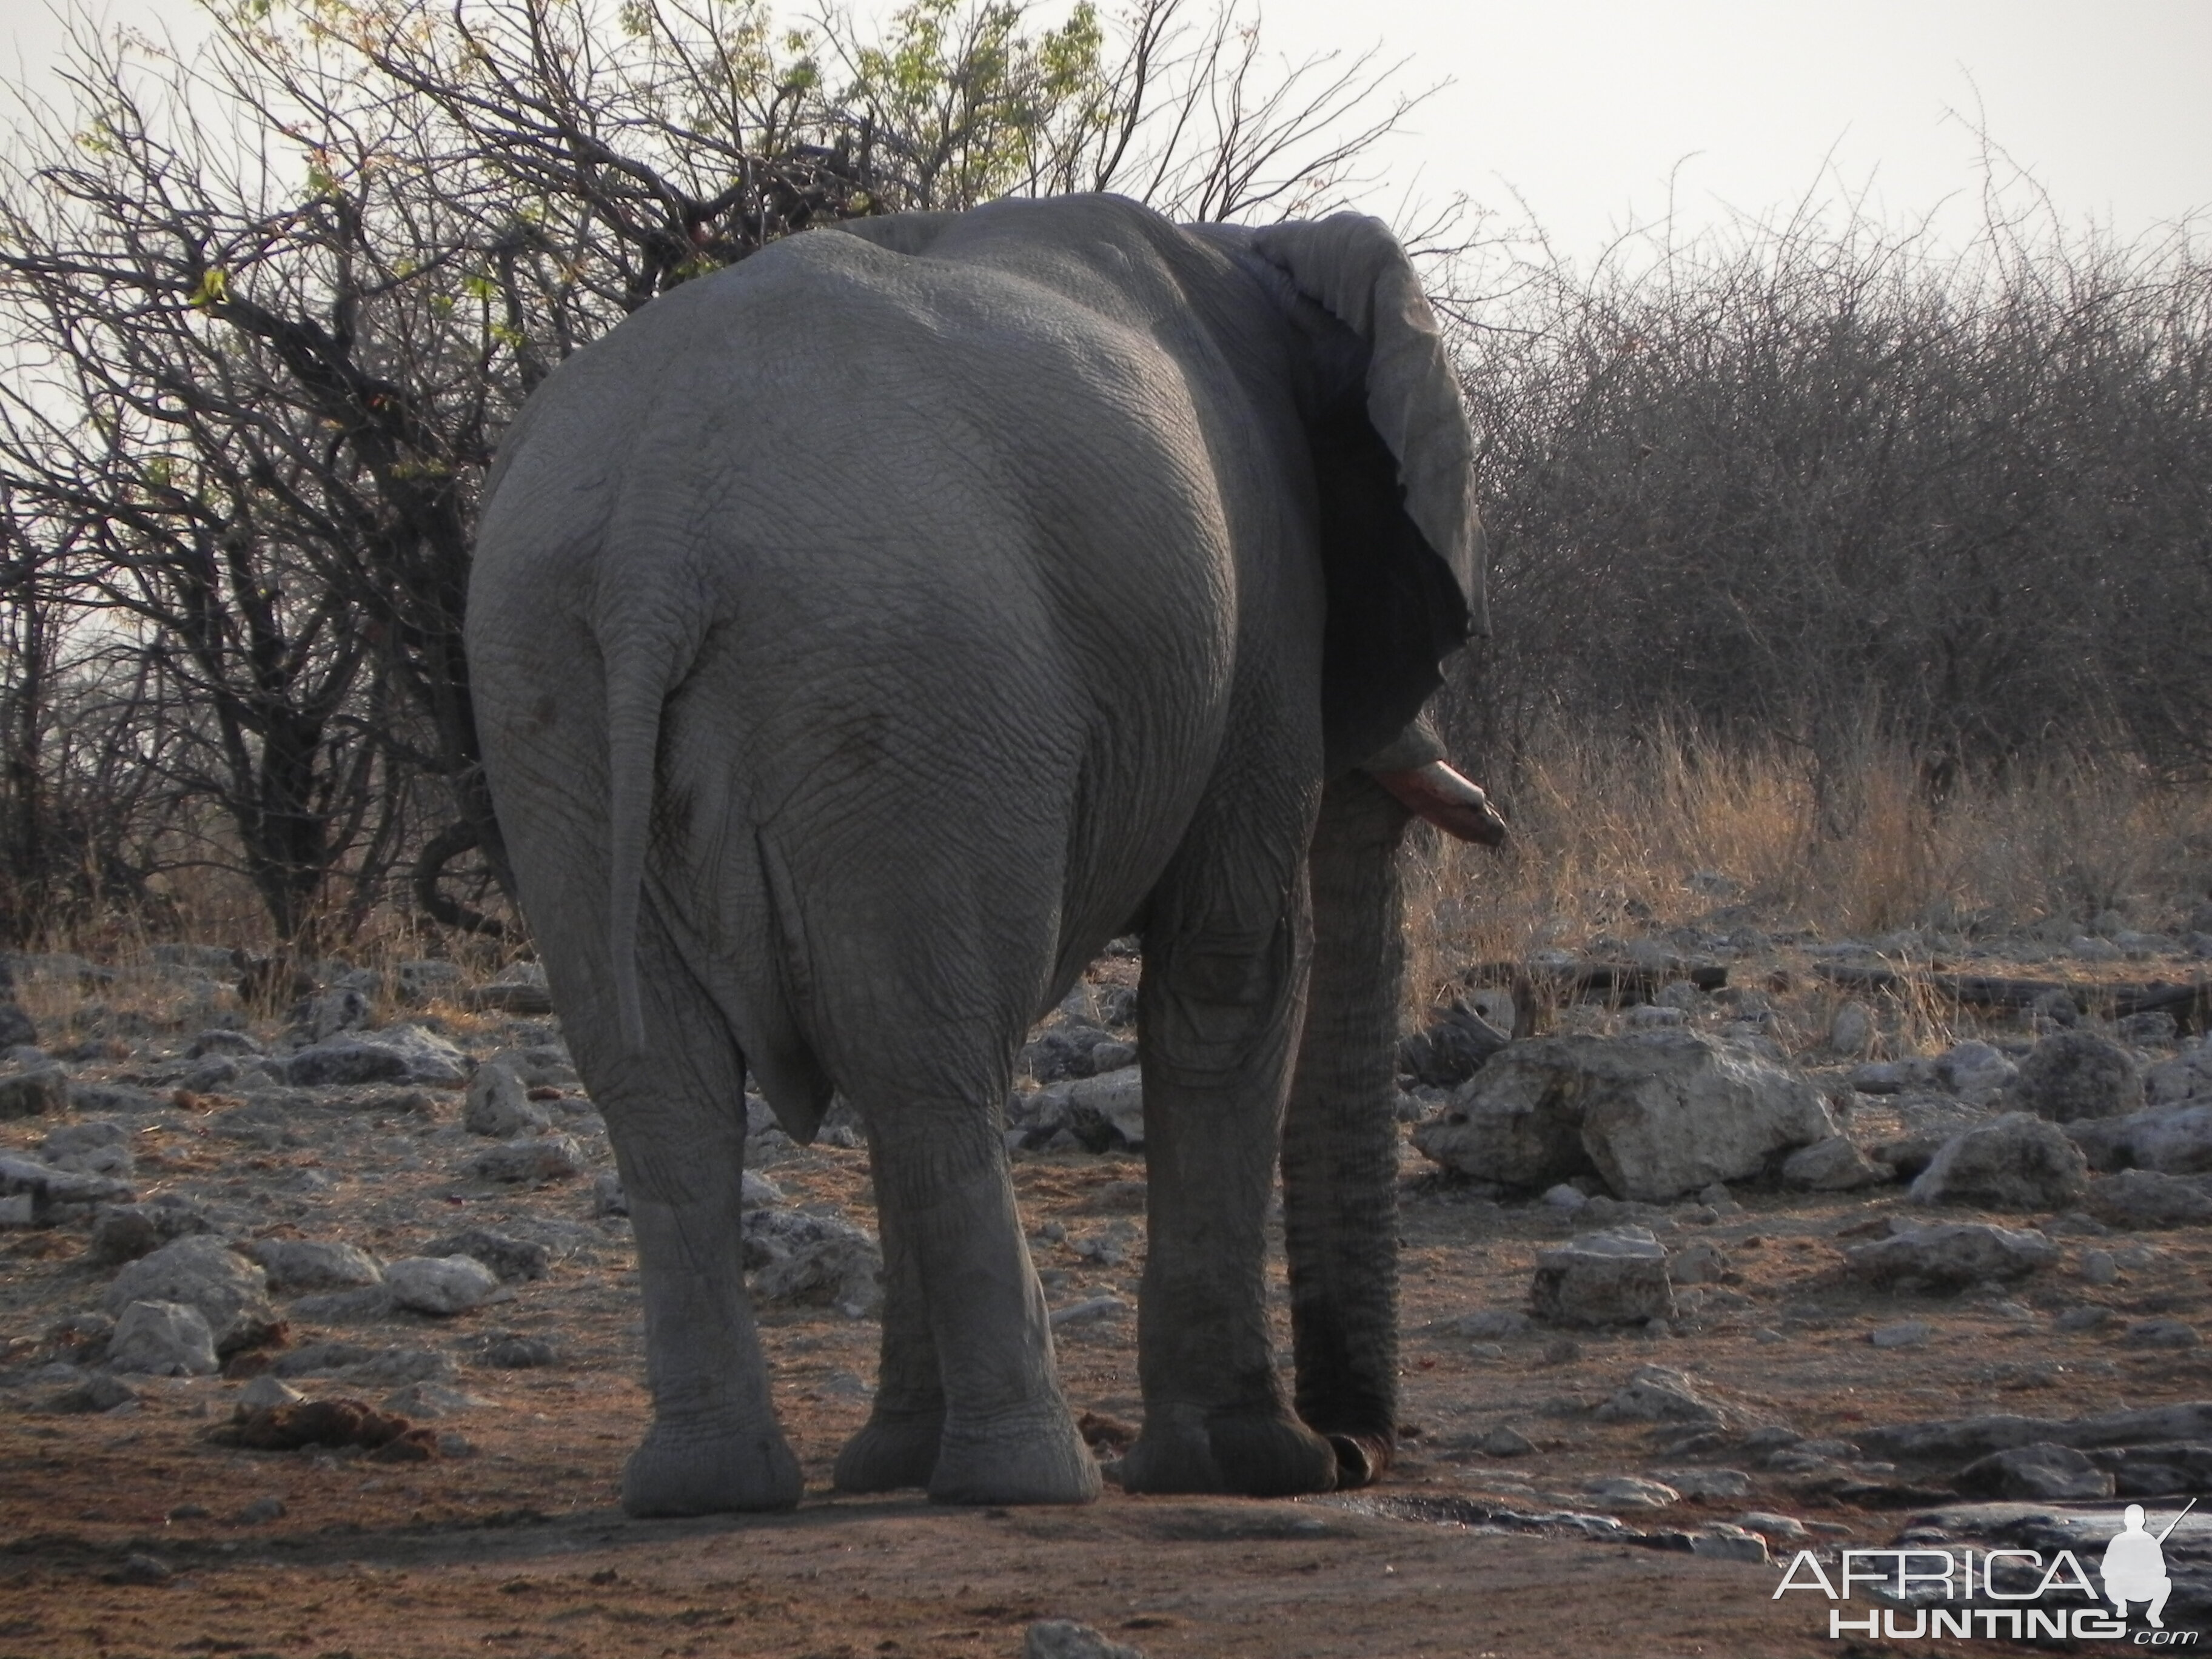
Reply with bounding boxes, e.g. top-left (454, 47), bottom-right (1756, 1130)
top-left (0, 0), bottom-right (1433, 943)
